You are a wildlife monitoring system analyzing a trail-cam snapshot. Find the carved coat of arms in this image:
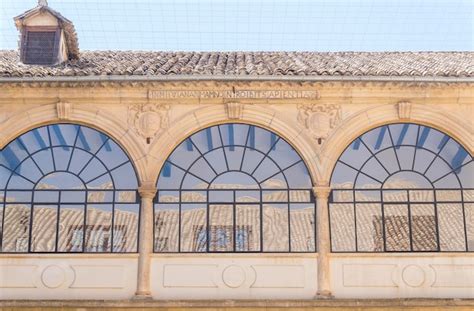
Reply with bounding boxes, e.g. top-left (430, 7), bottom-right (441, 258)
top-left (297, 104), bottom-right (341, 142)
top-left (128, 103), bottom-right (169, 141)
